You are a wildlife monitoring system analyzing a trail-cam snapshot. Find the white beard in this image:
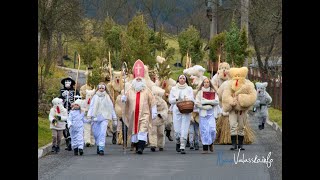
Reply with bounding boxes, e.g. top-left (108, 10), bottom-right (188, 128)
top-left (132, 78), bottom-right (146, 92)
